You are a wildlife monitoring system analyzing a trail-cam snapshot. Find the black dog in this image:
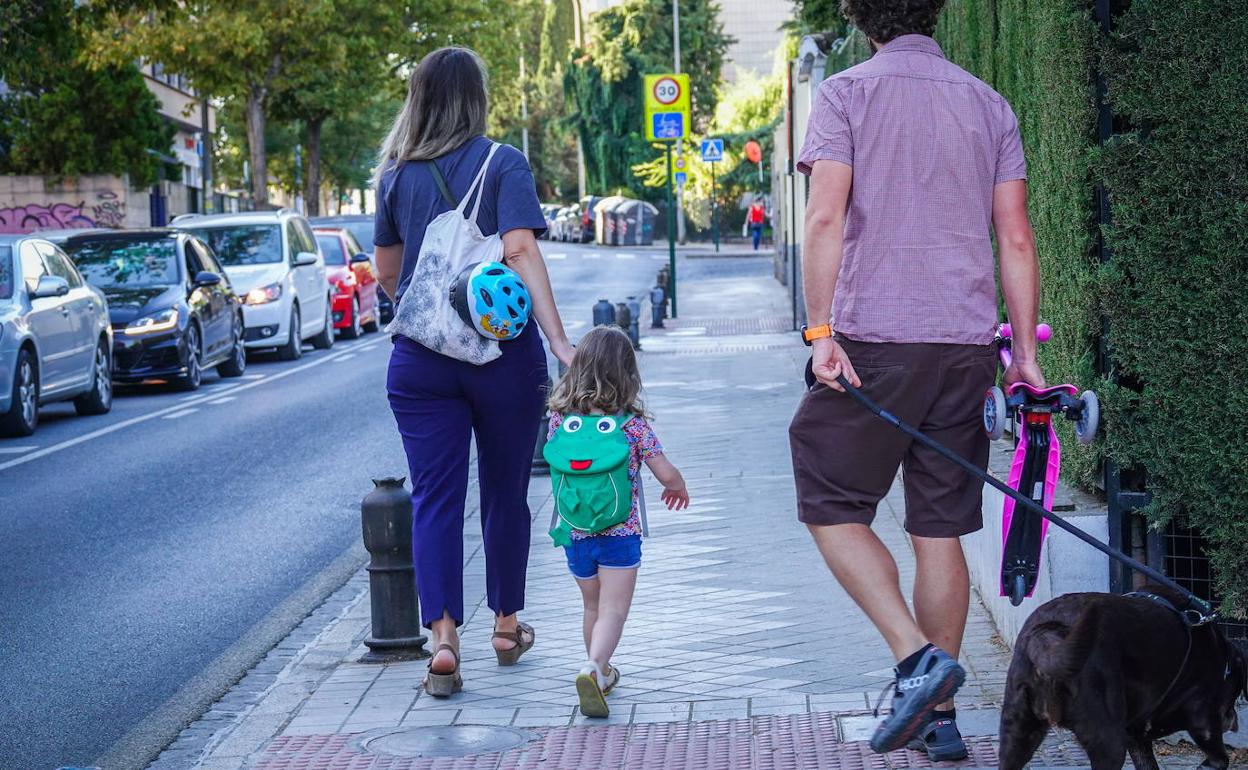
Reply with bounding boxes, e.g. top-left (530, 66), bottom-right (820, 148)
top-left (999, 588), bottom-right (1247, 770)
